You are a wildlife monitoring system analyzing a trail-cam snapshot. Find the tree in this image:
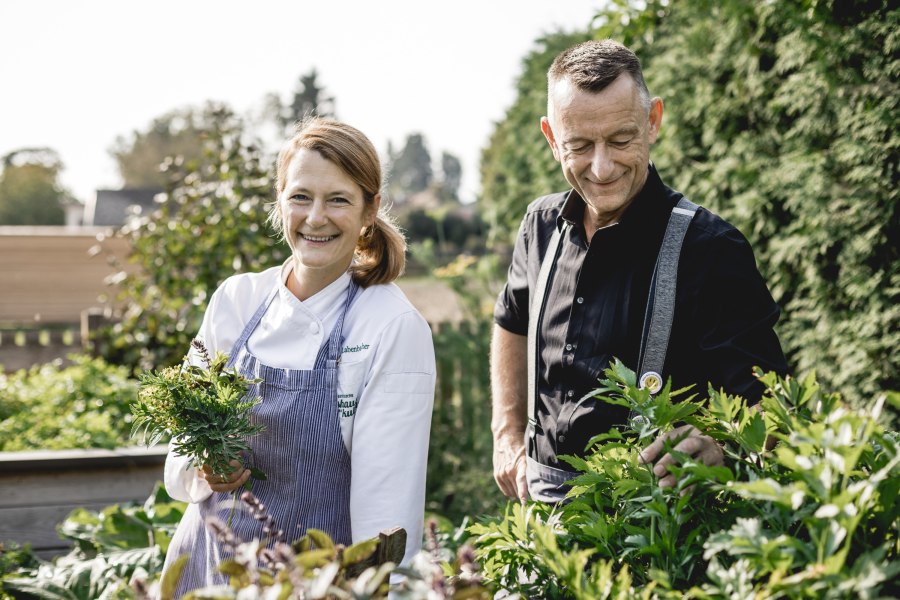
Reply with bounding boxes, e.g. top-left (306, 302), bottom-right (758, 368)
top-left (0, 148), bottom-right (68, 225)
top-left (478, 30), bottom-right (590, 246)
top-left (99, 106), bottom-right (287, 371)
top-left (109, 105), bottom-right (219, 189)
top-left (439, 151), bottom-right (462, 202)
top-left (479, 0), bottom-right (899, 401)
top-left (627, 0), bottom-right (899, 402)
top-left (265, 68), bottom-right (336, 132)
top-left (387, 133), bottom-right (433, 199)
